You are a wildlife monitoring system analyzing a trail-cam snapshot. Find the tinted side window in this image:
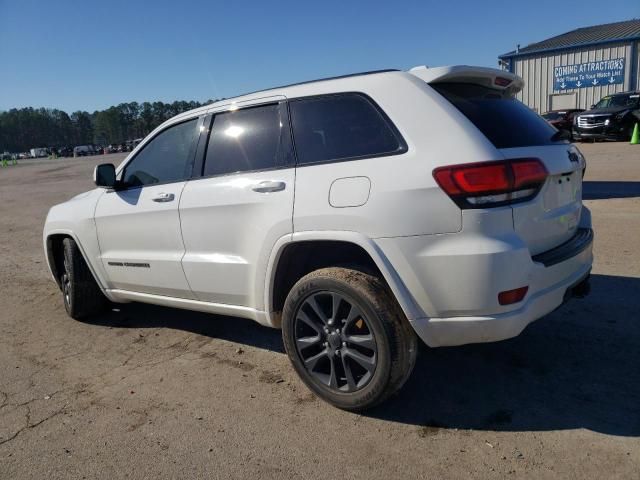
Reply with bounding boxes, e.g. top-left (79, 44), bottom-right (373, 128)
top-left (289, 94), bottom-right (405, 165)
top-left (432, 83), bottom-right (562, 149)
top-left (123, 119), bottom-right (198, 187)
top-left (203, 103), bottom-right (291, 177)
